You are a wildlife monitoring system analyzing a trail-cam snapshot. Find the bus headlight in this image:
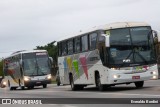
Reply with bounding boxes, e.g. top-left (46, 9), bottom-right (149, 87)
top-left (111, 68), bottom-right (119, 70)
top-left (2, 81), bottom-right (7, 86)
top-left (24, 76), bottom-right (31, 81)
top-left (153, 71), bottom-right (157, 75)
top-left (150, 71), bottom-right (157, 75)
top-left (113, 75), bottom-right (120, 79)
top-left (111, 68), bottom-right (116, 70)
top-left (113, 75), bottom-right (118, 79)
top-left (47, 74), bottom-right (52, 80)
top-left (152, 76), bottom-right (157, 79)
